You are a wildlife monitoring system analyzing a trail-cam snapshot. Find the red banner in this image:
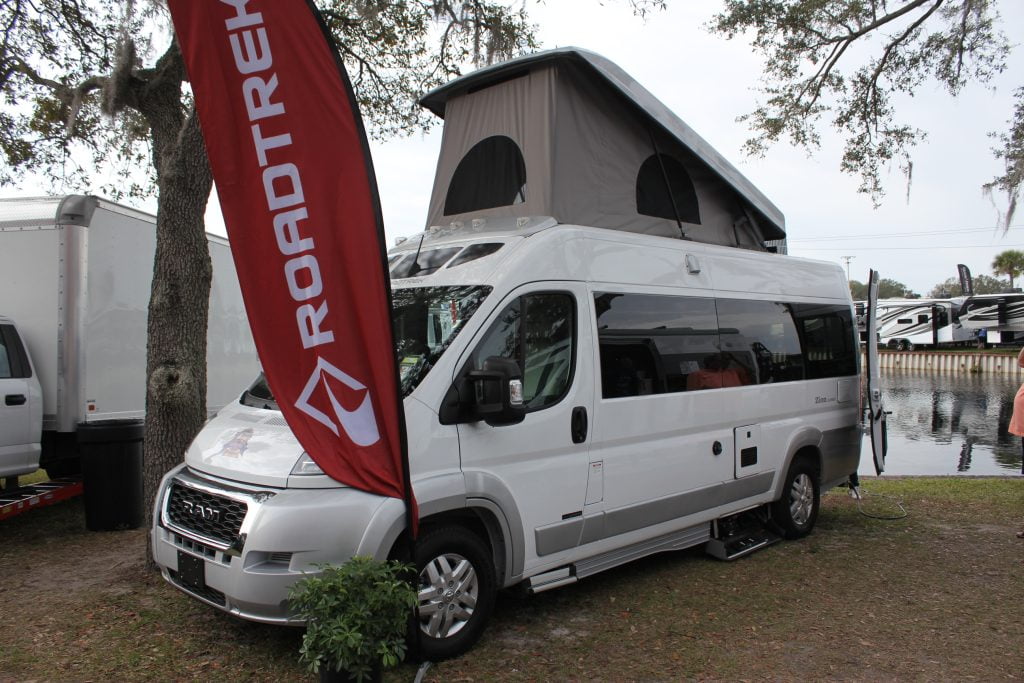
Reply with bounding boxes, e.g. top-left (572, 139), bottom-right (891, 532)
top-left (168, 0), bottom-right (415, 529)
